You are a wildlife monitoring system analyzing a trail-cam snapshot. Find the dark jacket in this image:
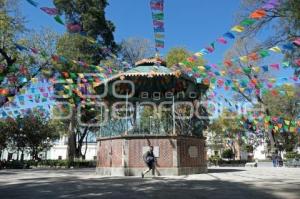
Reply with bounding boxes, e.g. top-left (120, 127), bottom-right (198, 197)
top-left (143, 151), bottom-right (155, 164)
